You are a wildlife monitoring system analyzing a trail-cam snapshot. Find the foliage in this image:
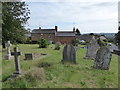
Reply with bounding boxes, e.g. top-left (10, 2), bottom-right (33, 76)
top-left (2, 2), bottom-right (30, 44)
top-left (76, 28), bottom-right (81, 35)
top-left (72, 39), bottom-right (79, 46)
top-left (115, 30), bottom-right (120, 48)
top-left (97, 38), bottom-right (108, 46)
top-left (38, 38), bottom-right (49, 48)
top-left (89, 33), bottom-right (94, 35)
